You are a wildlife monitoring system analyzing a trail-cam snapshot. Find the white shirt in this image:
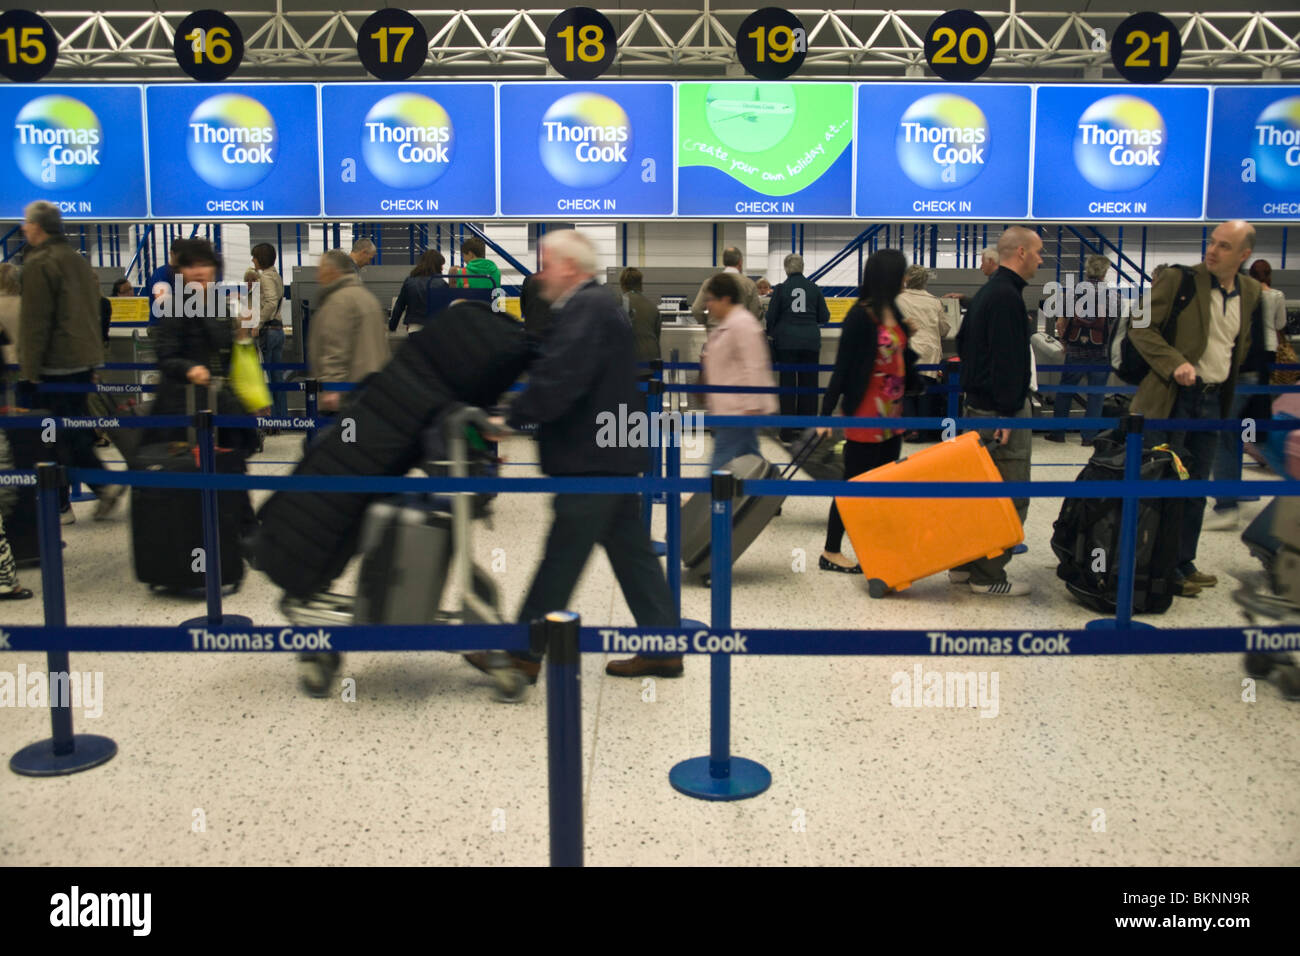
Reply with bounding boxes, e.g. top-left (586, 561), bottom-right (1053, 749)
top-left (1195, 277), bottom-right (1240, 385)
